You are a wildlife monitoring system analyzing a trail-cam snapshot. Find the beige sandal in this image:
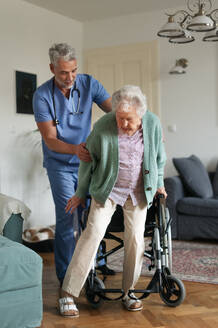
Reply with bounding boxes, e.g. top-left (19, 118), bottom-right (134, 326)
top-left (59, 297), bottom-right (79, 317)
top-left (122, 294), bottom-right (143, 312)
